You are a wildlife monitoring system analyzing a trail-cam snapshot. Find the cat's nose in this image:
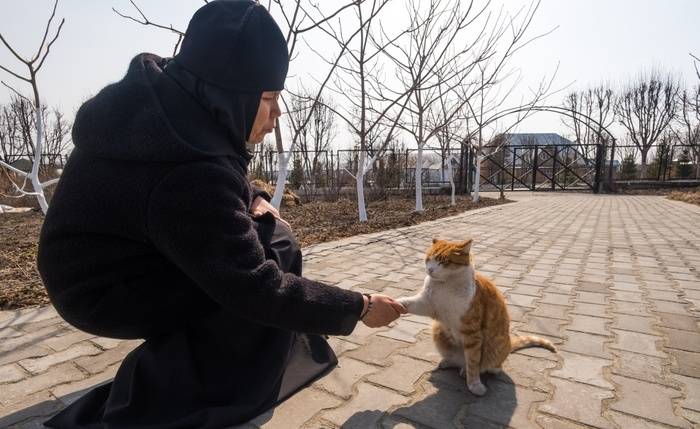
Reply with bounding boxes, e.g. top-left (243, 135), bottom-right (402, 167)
top-left (427, 267), bottom-right (434, 274)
